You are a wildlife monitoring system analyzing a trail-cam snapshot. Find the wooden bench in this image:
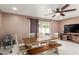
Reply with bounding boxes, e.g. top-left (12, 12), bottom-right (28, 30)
top-left (27, 43), bottom-right (61, 55)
